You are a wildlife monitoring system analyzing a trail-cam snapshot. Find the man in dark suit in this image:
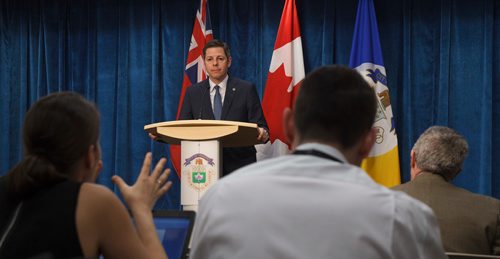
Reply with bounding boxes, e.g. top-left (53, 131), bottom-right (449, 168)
top-left (392, 126), bottom-right (500, 255)
top-left (179, 39), bottom-right (269, 177)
